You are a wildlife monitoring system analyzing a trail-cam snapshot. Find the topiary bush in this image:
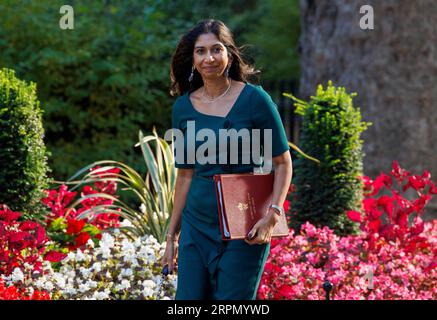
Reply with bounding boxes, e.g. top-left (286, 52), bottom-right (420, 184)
top-left (285, 81), bottom-right (372, 235)
top-left (0, 68), bottom-right (51, 221)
